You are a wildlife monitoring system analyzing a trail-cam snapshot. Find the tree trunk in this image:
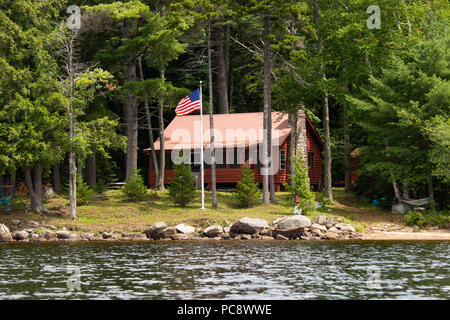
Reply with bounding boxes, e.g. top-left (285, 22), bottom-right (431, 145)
top-left (390, 171), bottom-right (402, 201)
top-left (208, 17), bottom-right (218, 208)
top-left (86, 153), bottom-right (96, 187)
top-left (69, 151), bottom-right (77, 219)
top-left (343, 77), bottom-right (352, 192)
top-left (262, 13), bottom-right (270, 205)
top-left (125, 55), bottom-right (138, 178)
top-left (122, 20), bottom-right (138, 179)
top-left (77, 157), bottom-right (83, 181)
top-left (217, 28), bottom-right (229, 114)
top-left (313, 0), bottom-right (332, 200)
top-left (53, 163), bottom-right (61, 193)
top-left (288, 112), bottom-right (297, 199)
top-left (428, 175), bottom-right (434, 200)
top-left (157, 69), bottom-right (166, 191)
top-left (138, 57), bottom-right (159, 188)
top-left (24, 163), bottom-right (43, 212)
